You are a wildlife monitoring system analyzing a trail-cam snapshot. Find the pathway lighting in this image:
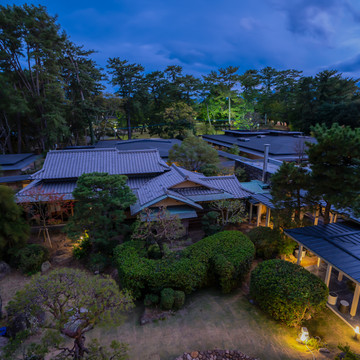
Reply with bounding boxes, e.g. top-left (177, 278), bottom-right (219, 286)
top-left (354, 326), bottom-right (360, 340)
top-left (297, 327), bottom-right (310, 343)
